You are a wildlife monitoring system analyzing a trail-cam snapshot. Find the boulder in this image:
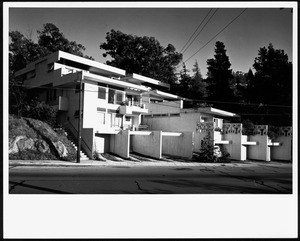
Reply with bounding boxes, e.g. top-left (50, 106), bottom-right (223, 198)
top-left (17, 137), bottom-right (36, 152)
top-left (35, 139), bottom-right (50, 153)
top-left (9, 135), bottom-right (25, 154)
top-left (52, 141), bottom-right (68, 158)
